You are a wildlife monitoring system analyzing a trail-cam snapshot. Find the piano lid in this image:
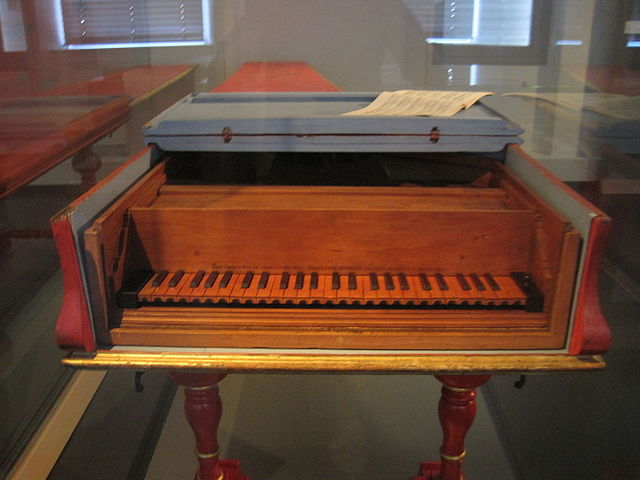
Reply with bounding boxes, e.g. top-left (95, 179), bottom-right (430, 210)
top-left (143, 92), bottom-right (523, 153)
